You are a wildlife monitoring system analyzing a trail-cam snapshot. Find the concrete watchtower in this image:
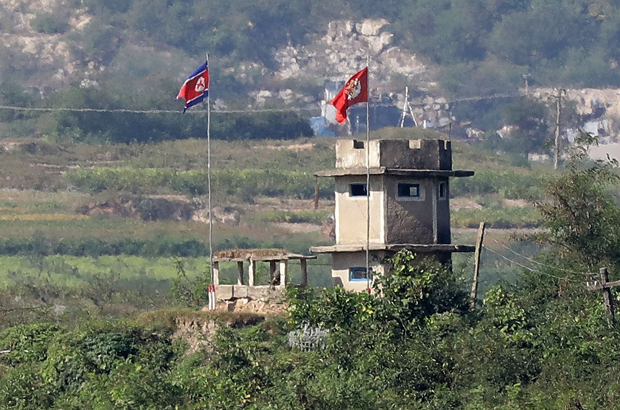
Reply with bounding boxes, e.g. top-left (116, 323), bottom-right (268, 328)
top-left (310, 139), bottom-right (475, 292)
